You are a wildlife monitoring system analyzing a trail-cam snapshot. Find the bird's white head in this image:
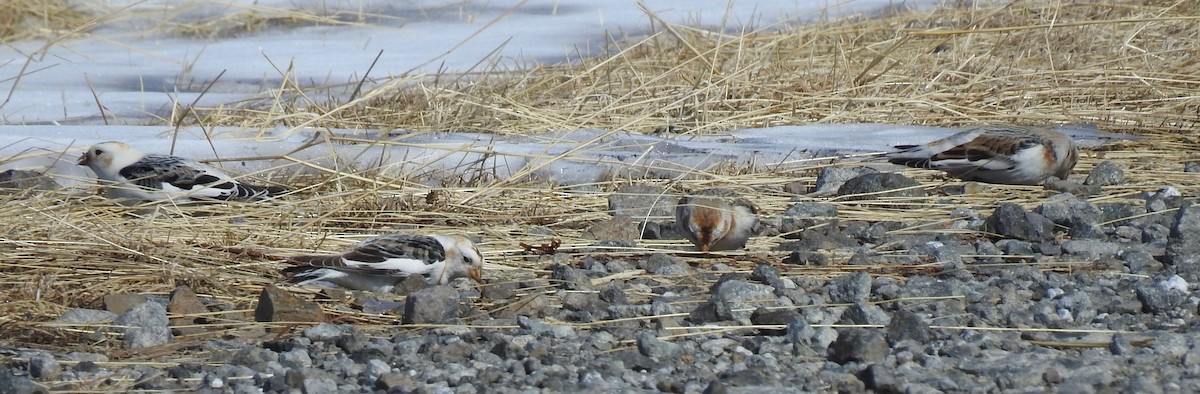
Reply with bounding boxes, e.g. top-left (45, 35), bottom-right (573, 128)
top-left (431, 235), bottom-right (484, 284)
top-left (77, 141), bottom-right (144, 178)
